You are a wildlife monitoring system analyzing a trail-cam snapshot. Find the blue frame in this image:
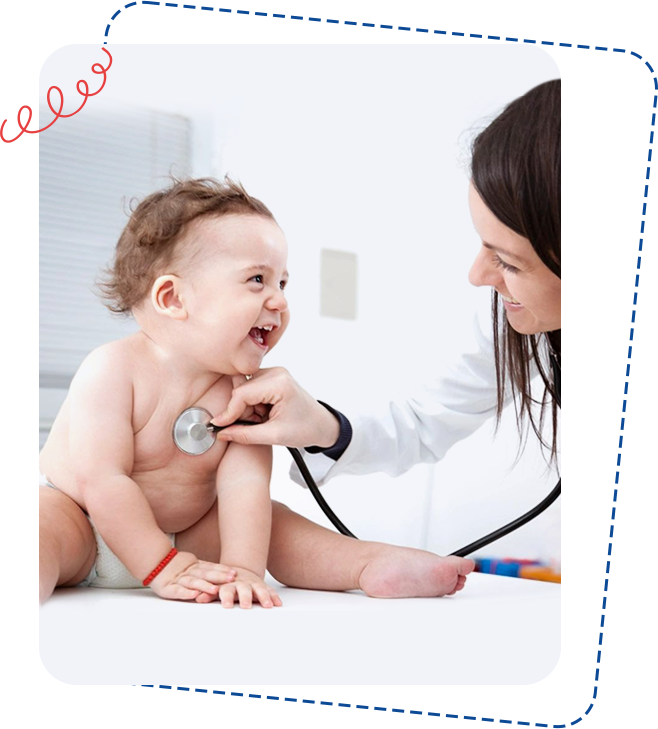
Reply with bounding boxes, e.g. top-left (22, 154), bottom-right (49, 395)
top-left (104, 0), bottom-right (658, 729)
